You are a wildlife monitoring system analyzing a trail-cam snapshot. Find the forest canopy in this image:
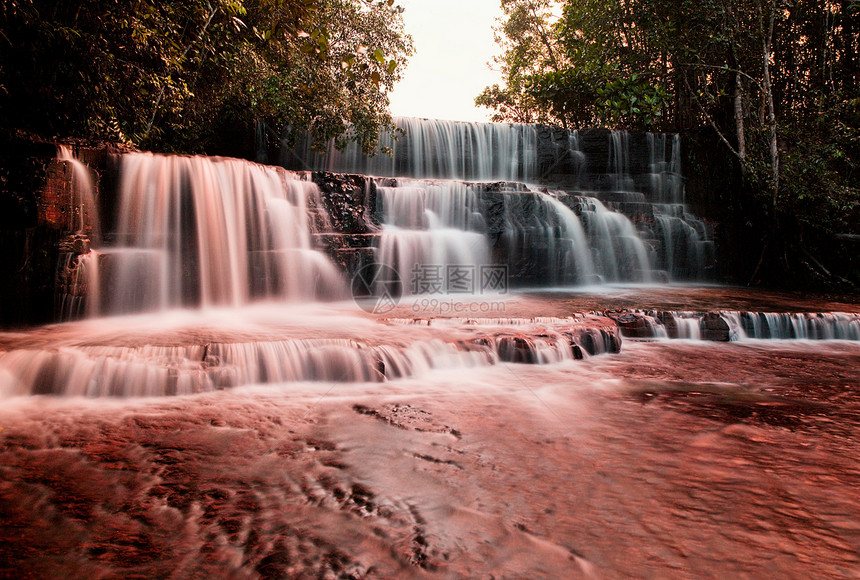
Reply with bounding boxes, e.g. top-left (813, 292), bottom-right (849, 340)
top-left (0, 0), bottom-right (413, 153)
top-left (479, 0), bottom-right (859, 286)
